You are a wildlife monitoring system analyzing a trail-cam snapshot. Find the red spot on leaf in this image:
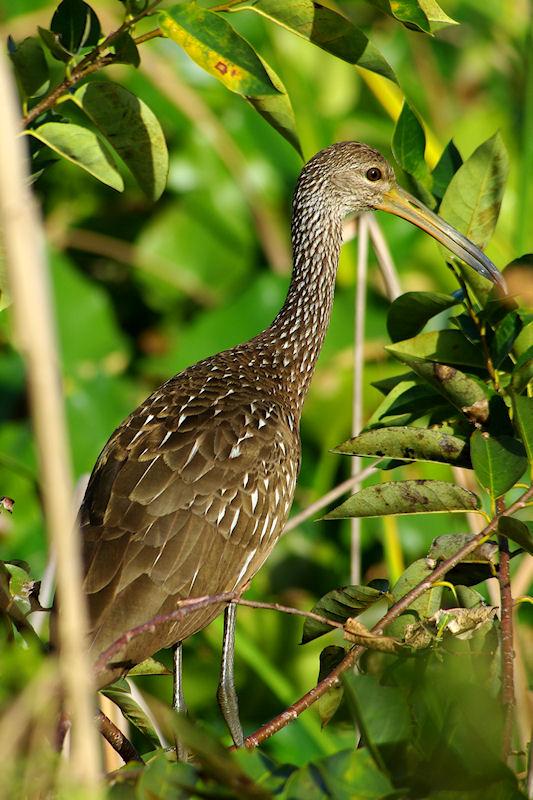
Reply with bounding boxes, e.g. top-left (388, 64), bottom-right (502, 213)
top-left (215, 61), bottom-right (228, 75)
top-left (231, 69), bottom-right (238, 77)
